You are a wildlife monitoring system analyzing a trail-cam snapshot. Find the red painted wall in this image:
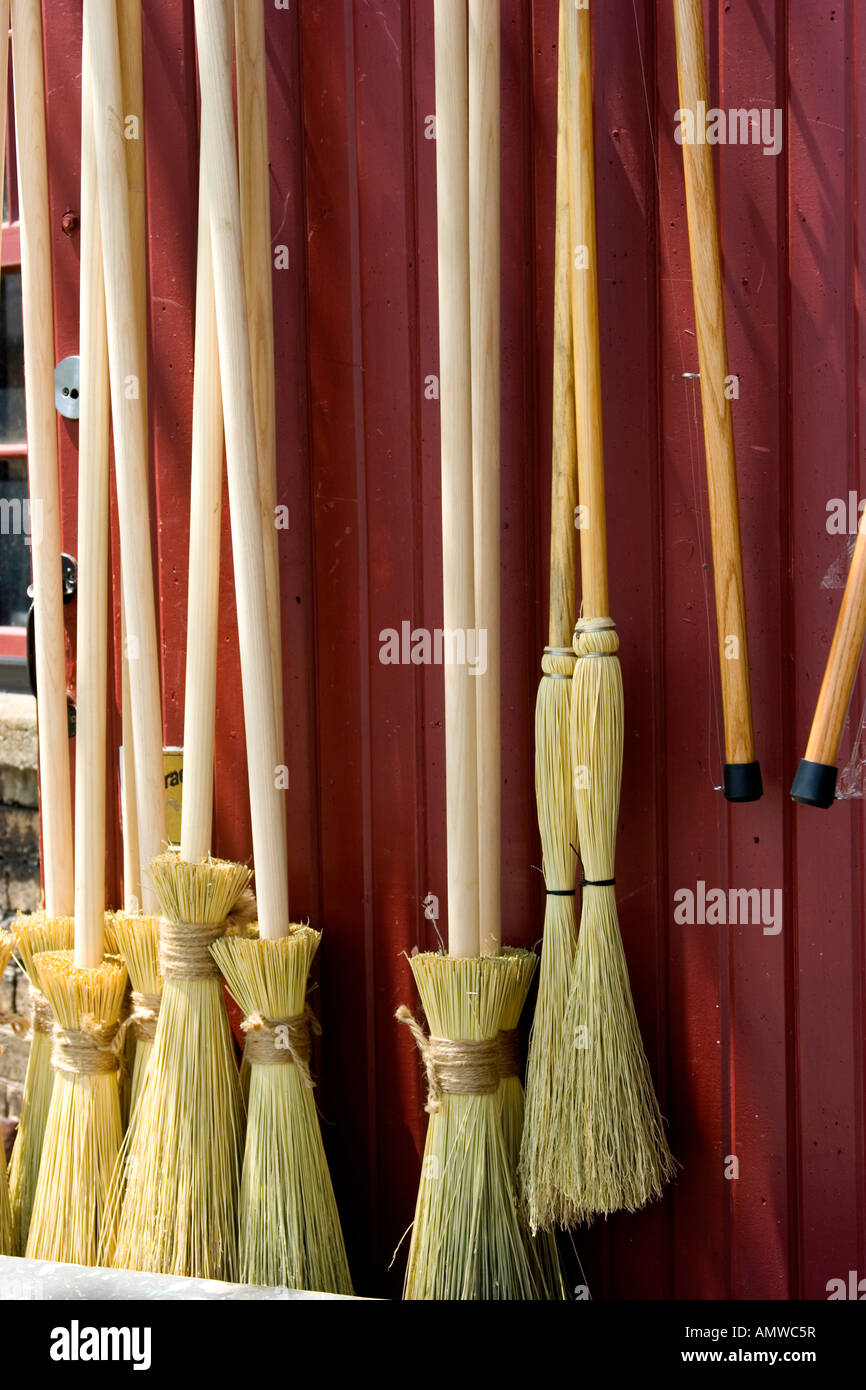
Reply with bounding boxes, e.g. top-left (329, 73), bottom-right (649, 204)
top-left (36, 0), bottom-right (866, 1299)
